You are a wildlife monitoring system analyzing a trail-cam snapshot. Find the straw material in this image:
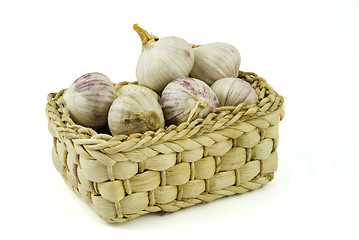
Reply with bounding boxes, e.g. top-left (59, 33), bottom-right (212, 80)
top-left (46, 71), bottom-right (284, 223)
